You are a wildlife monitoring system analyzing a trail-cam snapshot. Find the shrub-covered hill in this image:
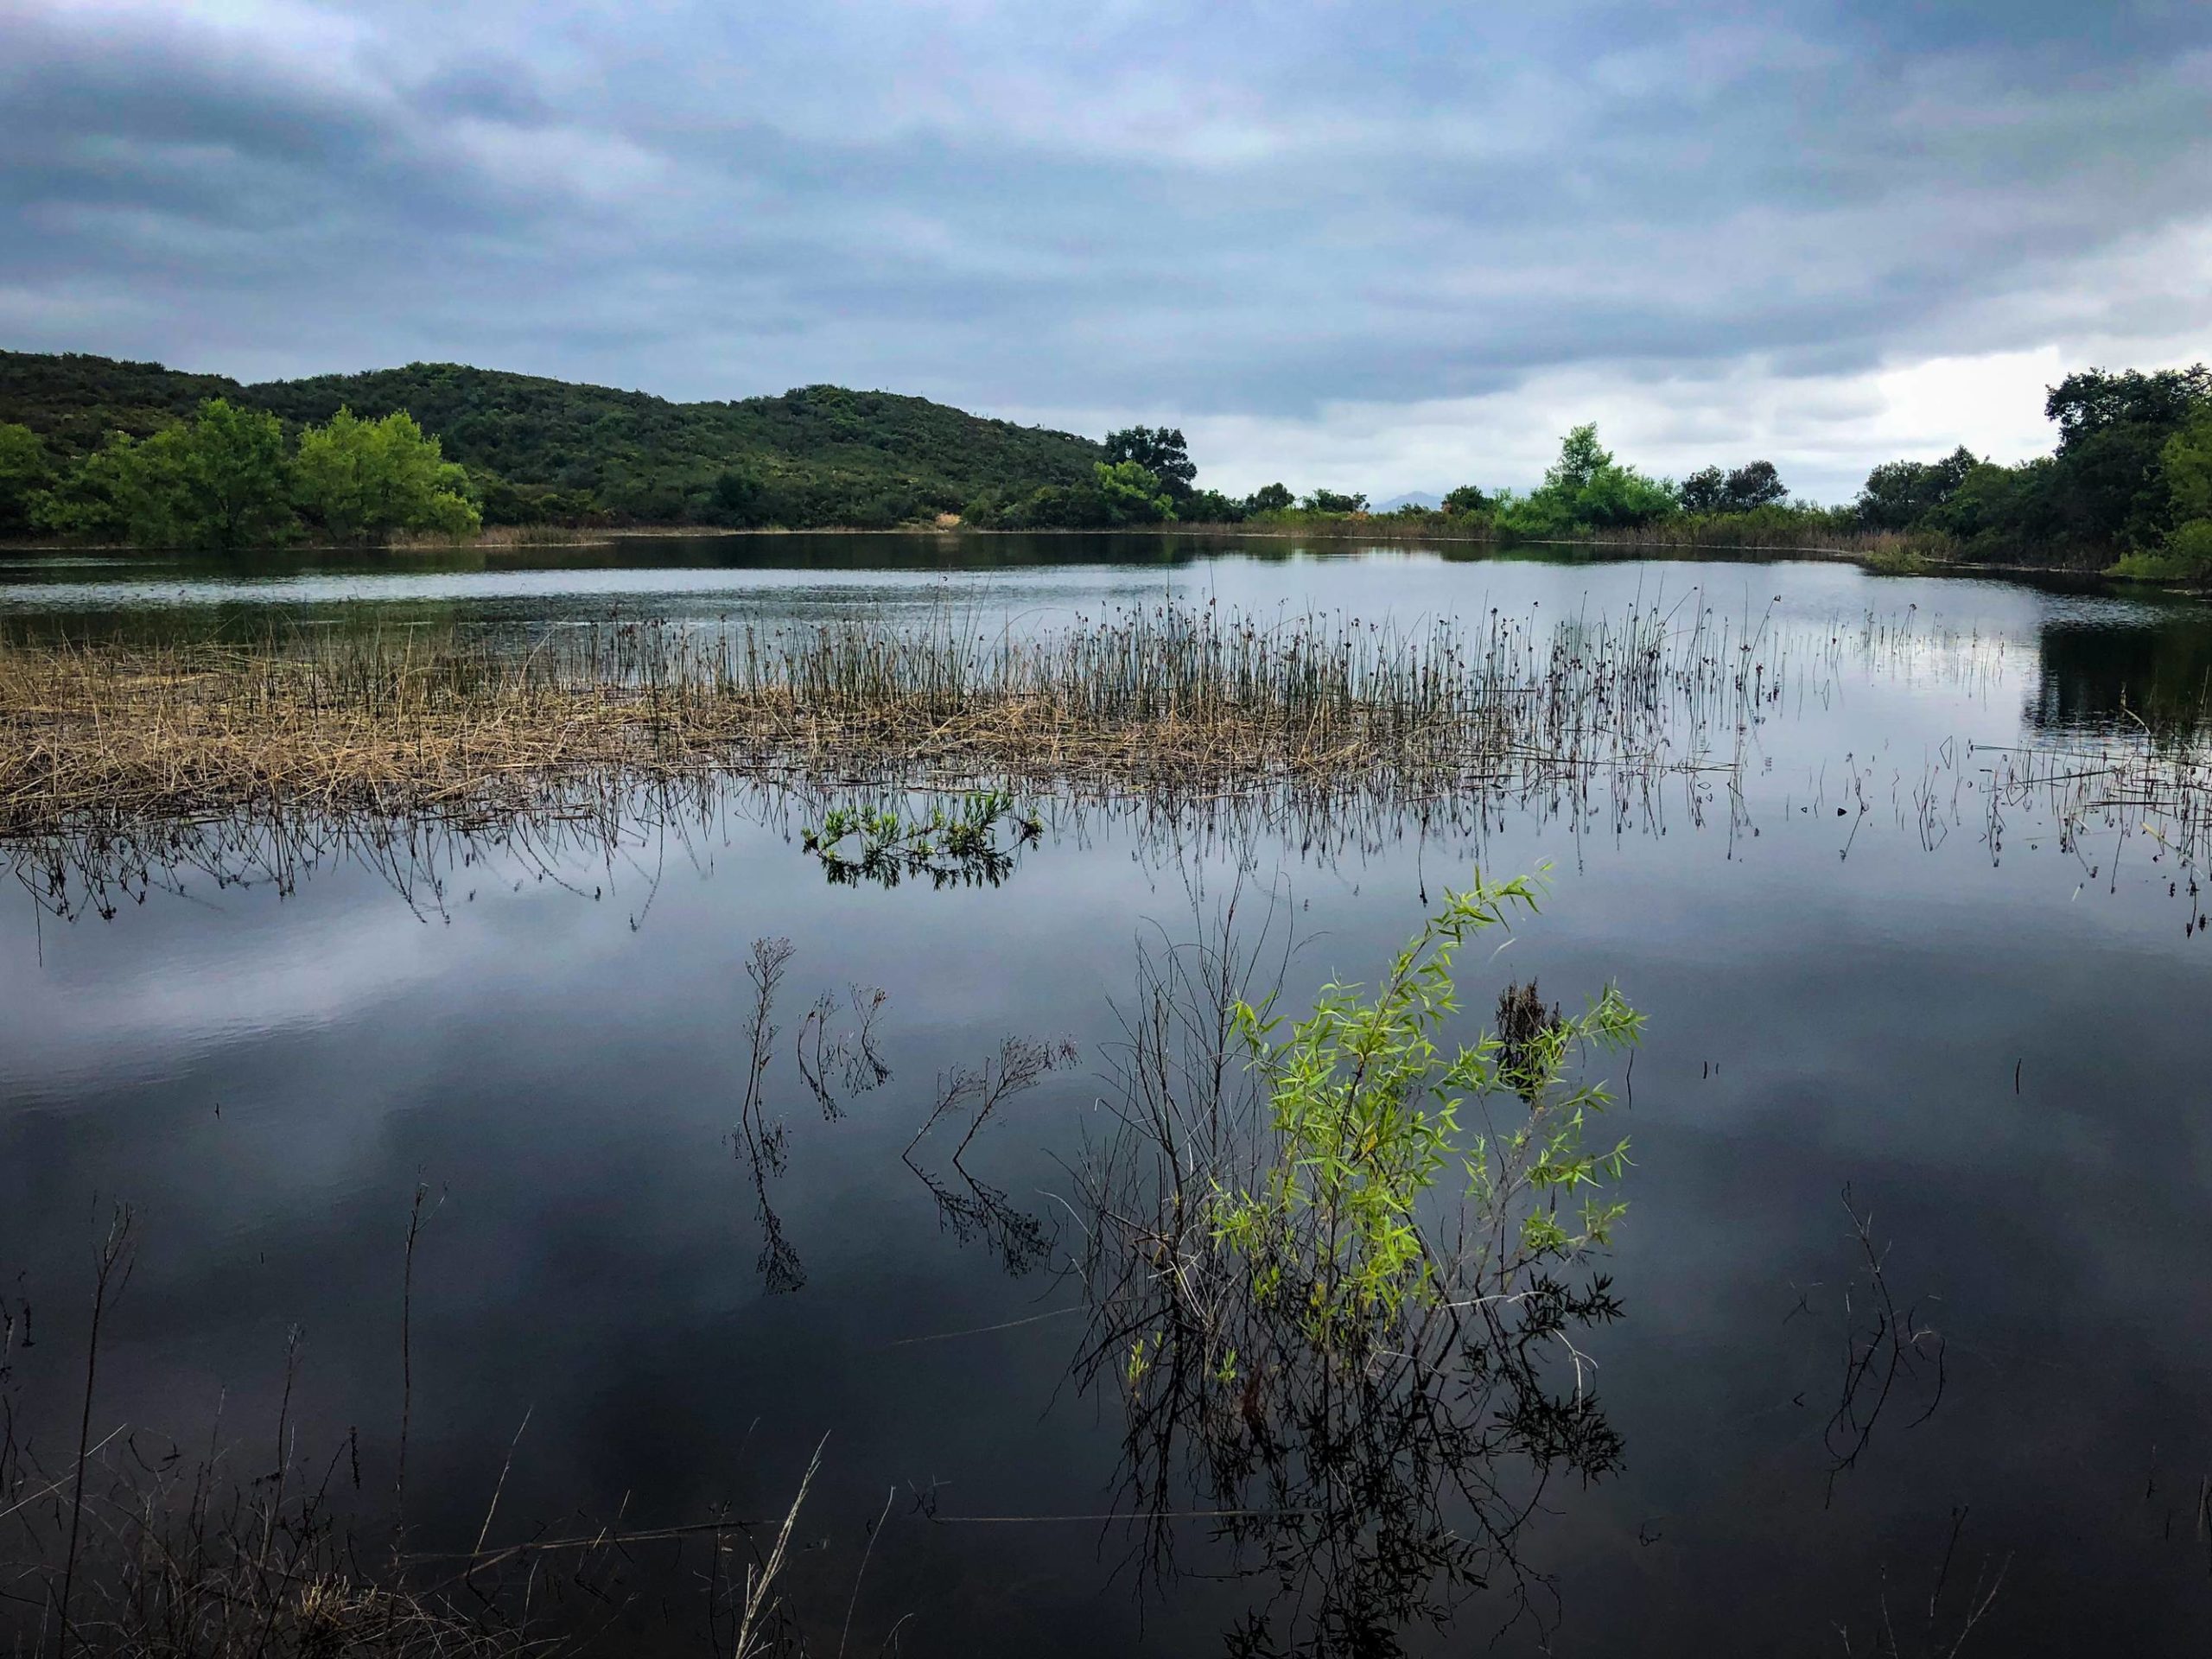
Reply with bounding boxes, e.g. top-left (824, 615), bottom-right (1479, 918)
top-left (0, 350), bottom-right (1104, 528)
